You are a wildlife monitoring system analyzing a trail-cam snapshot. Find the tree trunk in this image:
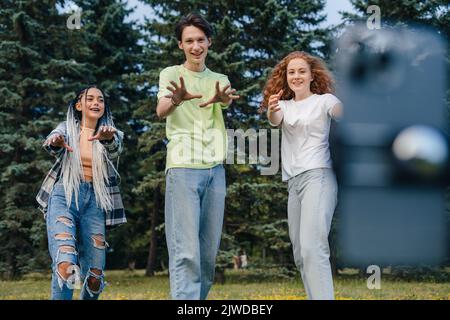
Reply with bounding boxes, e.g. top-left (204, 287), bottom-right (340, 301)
top-left (215, 268), bottom-right (226, 285)
top-left (145, 189), bottom-right (160, 277)
top-left (278, 250), bottom-right (285, 266)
